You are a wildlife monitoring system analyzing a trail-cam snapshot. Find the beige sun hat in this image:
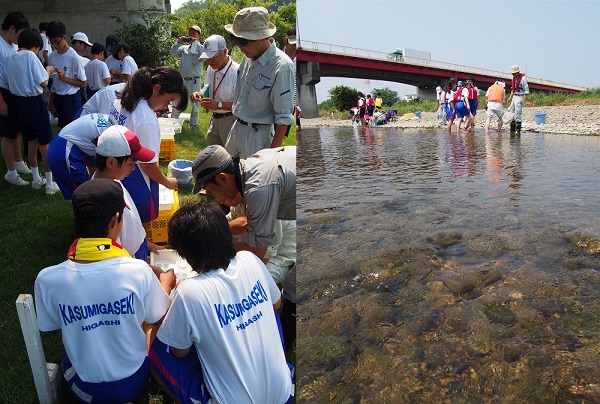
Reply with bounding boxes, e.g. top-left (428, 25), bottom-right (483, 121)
top-left (510, 65), bottom-right (521, 73)
top-left (224, 6), bottom-right (277, 40)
